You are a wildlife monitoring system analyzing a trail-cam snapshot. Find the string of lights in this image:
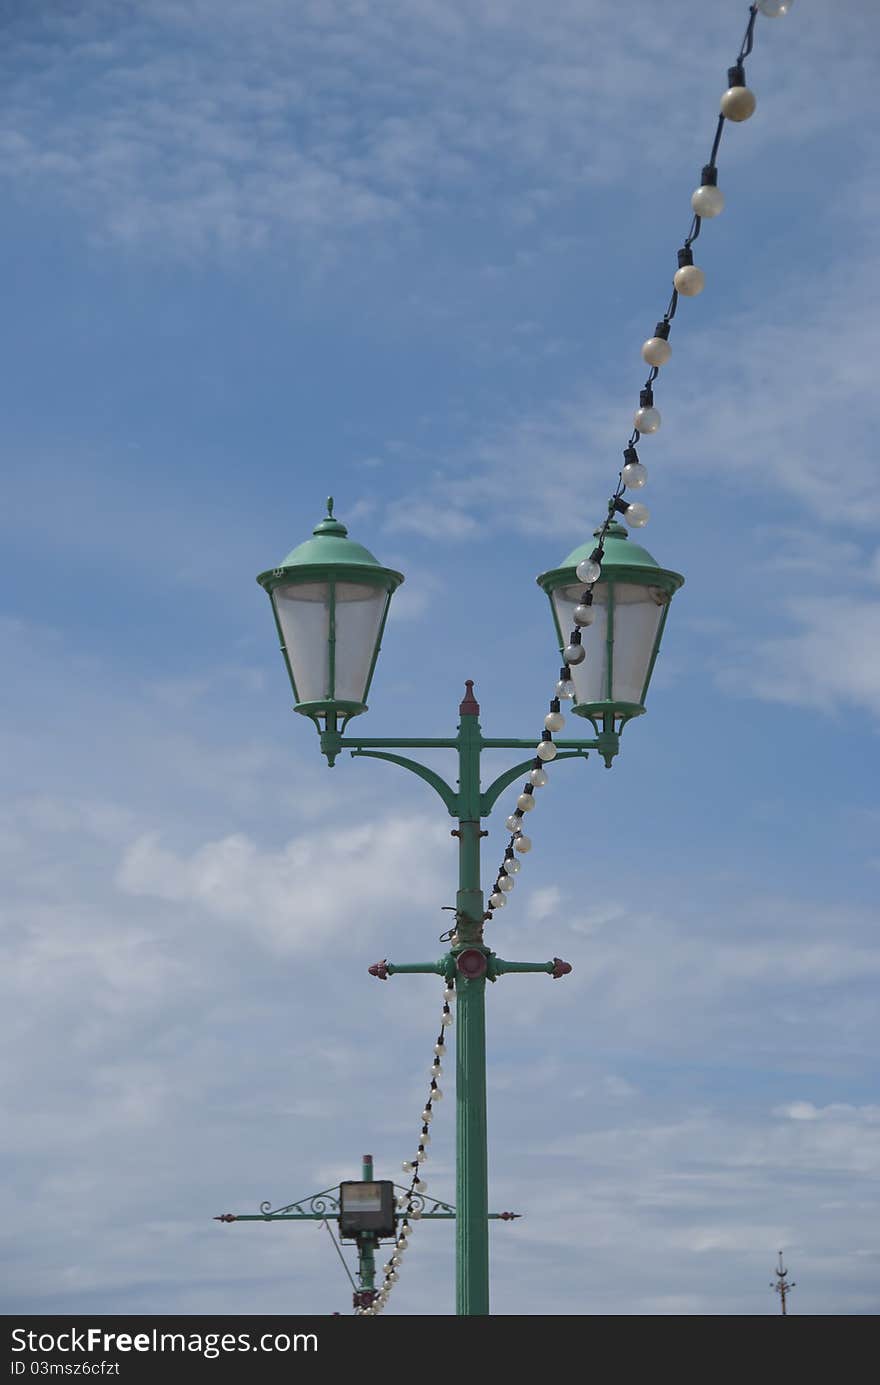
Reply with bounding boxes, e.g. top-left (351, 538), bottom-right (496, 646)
top-left (355, 979), bottom-right (454, 1315)
top-left (359, 0), bottom-right (794, 1317)
top-left (484, 0), bottom-right (794, 925)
